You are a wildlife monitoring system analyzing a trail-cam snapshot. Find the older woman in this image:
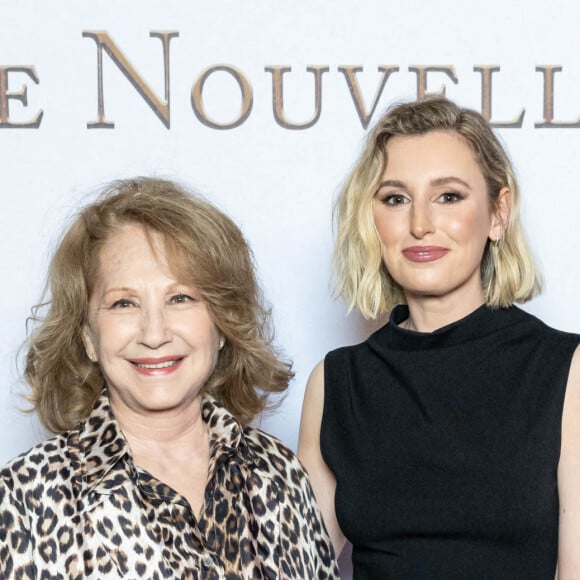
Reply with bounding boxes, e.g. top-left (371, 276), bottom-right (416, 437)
top-left (0, 178), bottom-right (339, 579)
top-left (299, 97), bottom-right (580, 579)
